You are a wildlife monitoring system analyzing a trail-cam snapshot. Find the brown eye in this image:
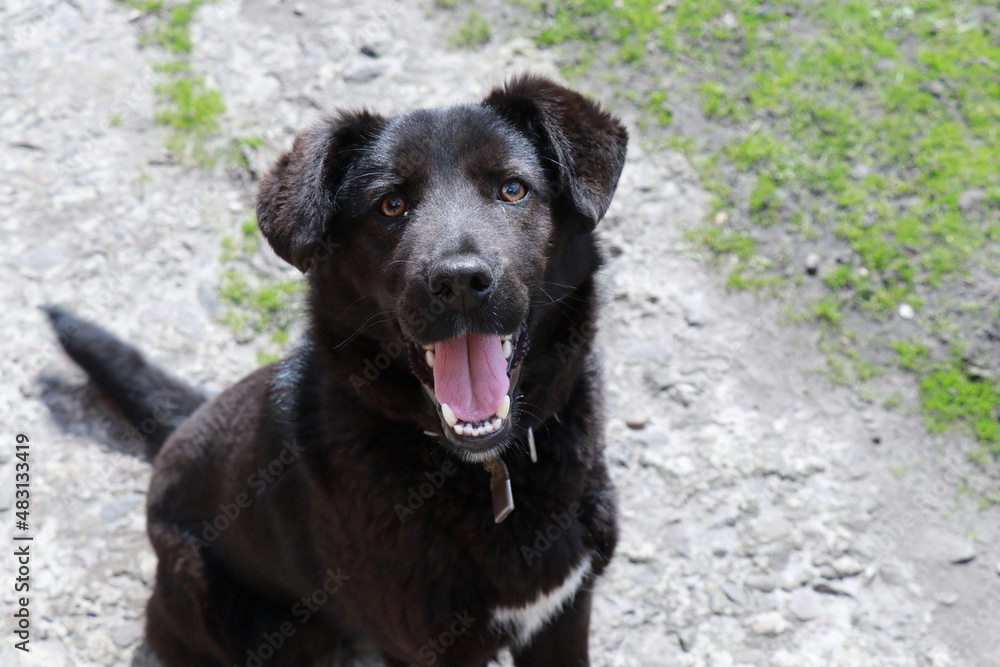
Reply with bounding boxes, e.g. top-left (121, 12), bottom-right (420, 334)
top-left (499, 179), bottom-right (527, 202)
top-left (379, 194), bottom-right (407, 218)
